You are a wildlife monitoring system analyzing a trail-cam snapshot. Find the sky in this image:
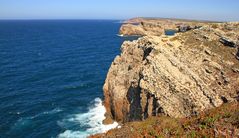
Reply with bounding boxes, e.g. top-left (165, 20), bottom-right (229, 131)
top-left (0, 0), bottom-right (239, 21)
